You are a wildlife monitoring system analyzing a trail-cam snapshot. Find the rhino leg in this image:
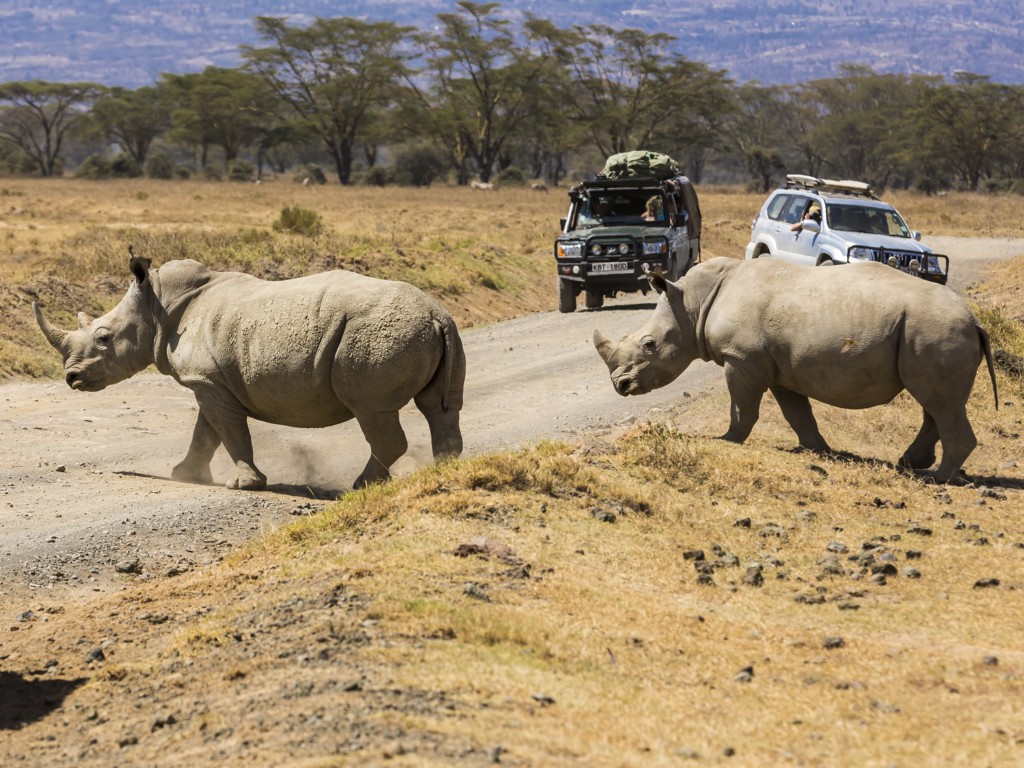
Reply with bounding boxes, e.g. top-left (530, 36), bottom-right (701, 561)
top-left (899, 409), bottom-right (939, 471)
top-left (353, 410), bottom-right (408, 489)
top-left (720, 365), bottom-right (766, 443)
top-left (770, 386), bottom-right (831, 452)
top-left (414, 394), bottom-right (463, 462)
top-left (192, 396), bottom-right (267, 490)
top-left (924, 405), bottom-right (976, 485)
top-left (172, 411), bottom-right (220, 485)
